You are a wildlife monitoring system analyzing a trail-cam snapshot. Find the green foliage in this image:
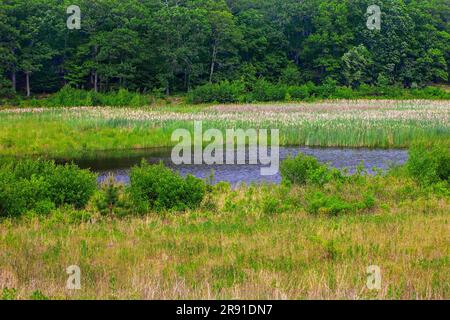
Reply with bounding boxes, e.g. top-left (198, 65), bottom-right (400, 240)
top-left (306, 192), bottom-right (375, 216)
top-left (186, 80), bottom-right (245, 104)
top-left (129, 161), bottom-right (206, 212)
top-left (248, 79), bottom-right (287, 102)
top-left (30, 290), bottom-right (49, 300)
top-left (280, 63), bottom-right (301, 85)
top-left (45, 163), bottom-right (97, 209)
top-left (0, 160), bottom-right (97, 217)
top-left (16, 86), bottom-right (153, 108)
top-left (1, 288), bottom-right (17, 300)
top-left (94, 175), bottom-right (130, 217)
top-left (342, 45), bottom-right (373, 88)
top-left (187, 79), bottom-right (450, 104)
top-left (407, 141), bottom-right (450, 185)
top-left (280, 153), bottom-right (343, 186)
top-left (1, 0), bottom-right (448, 99)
